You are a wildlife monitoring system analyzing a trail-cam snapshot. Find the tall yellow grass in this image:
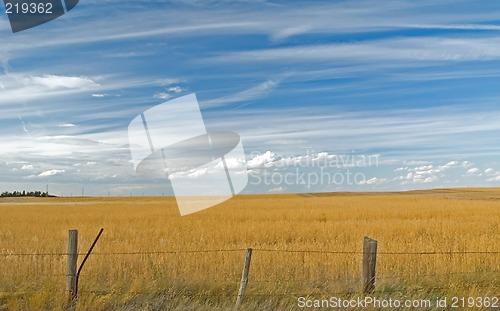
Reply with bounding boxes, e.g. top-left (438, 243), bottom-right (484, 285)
top-left (0, 189), bottom-right (499, 310)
